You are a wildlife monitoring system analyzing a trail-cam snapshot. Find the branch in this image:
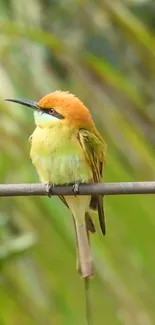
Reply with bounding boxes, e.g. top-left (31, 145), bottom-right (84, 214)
top-left (0, 182), bottom-right (155, 197)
